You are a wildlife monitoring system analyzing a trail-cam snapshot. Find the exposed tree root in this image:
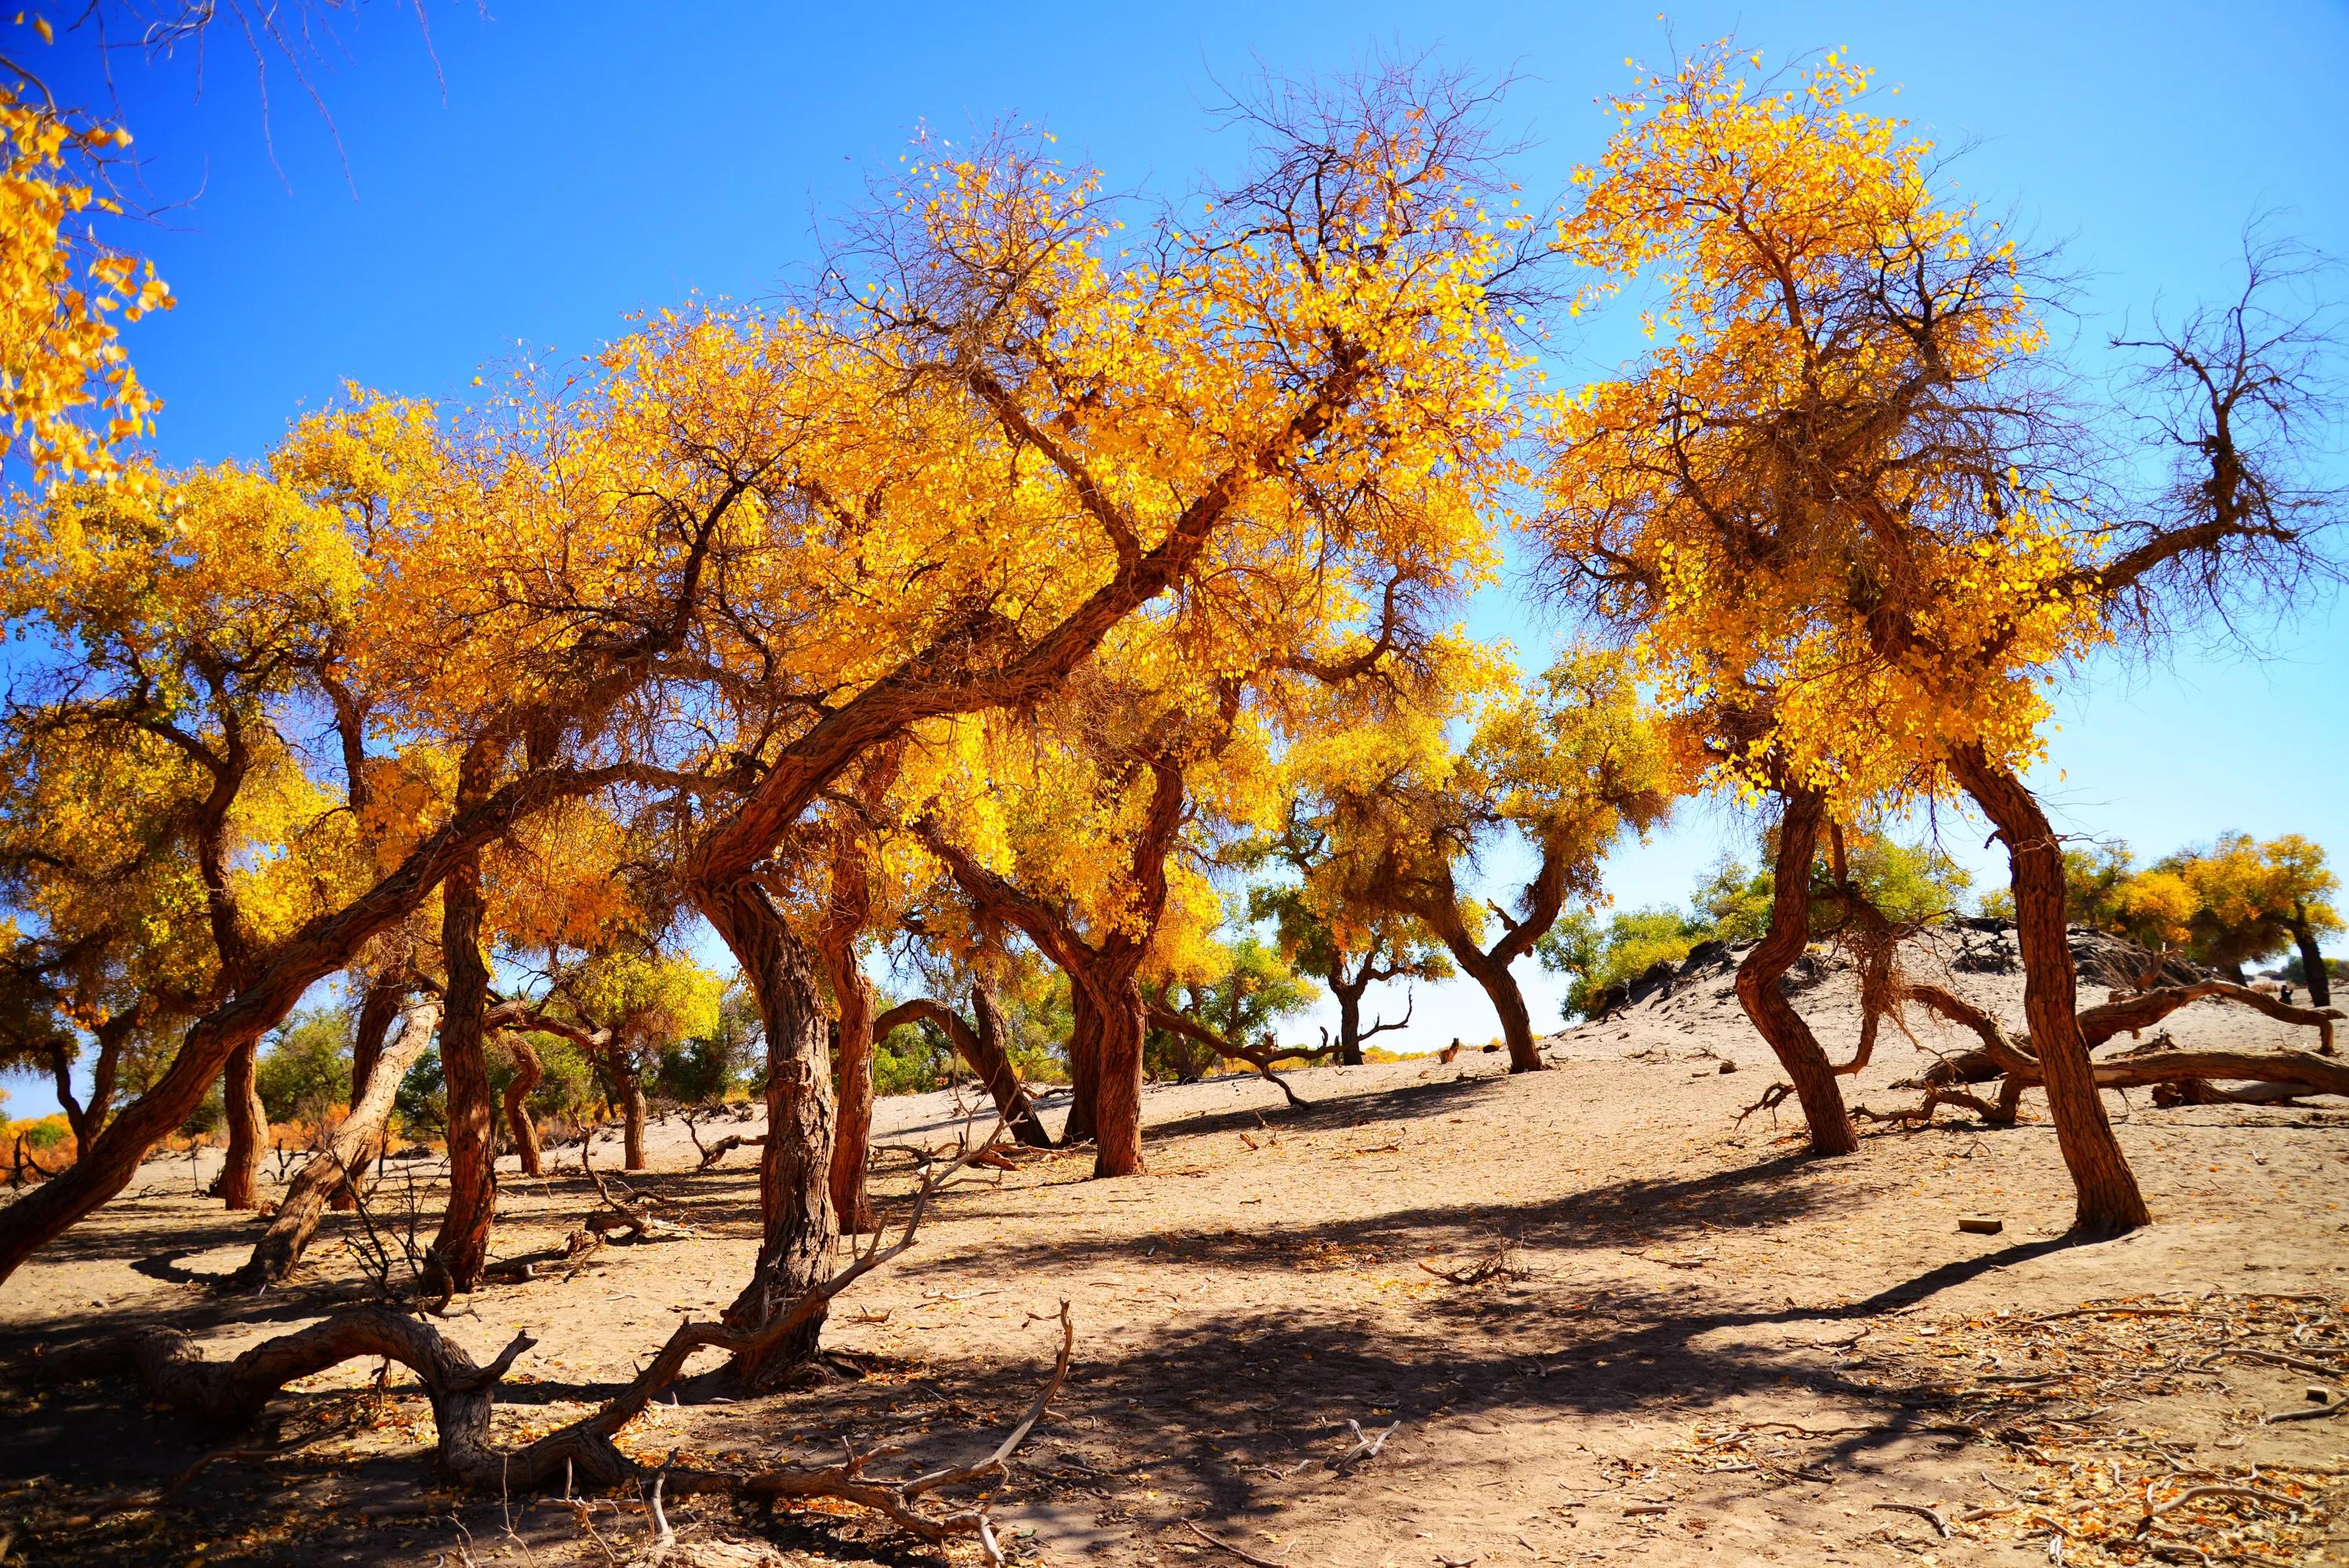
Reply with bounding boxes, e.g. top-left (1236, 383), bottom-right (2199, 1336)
top-left (36, 1134), bottom-right (1064, 1563)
